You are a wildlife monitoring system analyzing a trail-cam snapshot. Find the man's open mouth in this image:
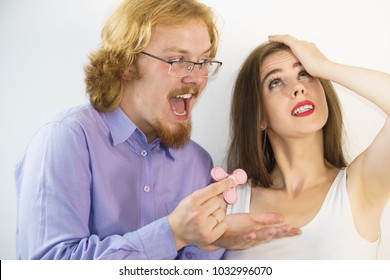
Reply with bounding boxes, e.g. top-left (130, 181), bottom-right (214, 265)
top-left (169, 93), bottom-right (192, 117)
